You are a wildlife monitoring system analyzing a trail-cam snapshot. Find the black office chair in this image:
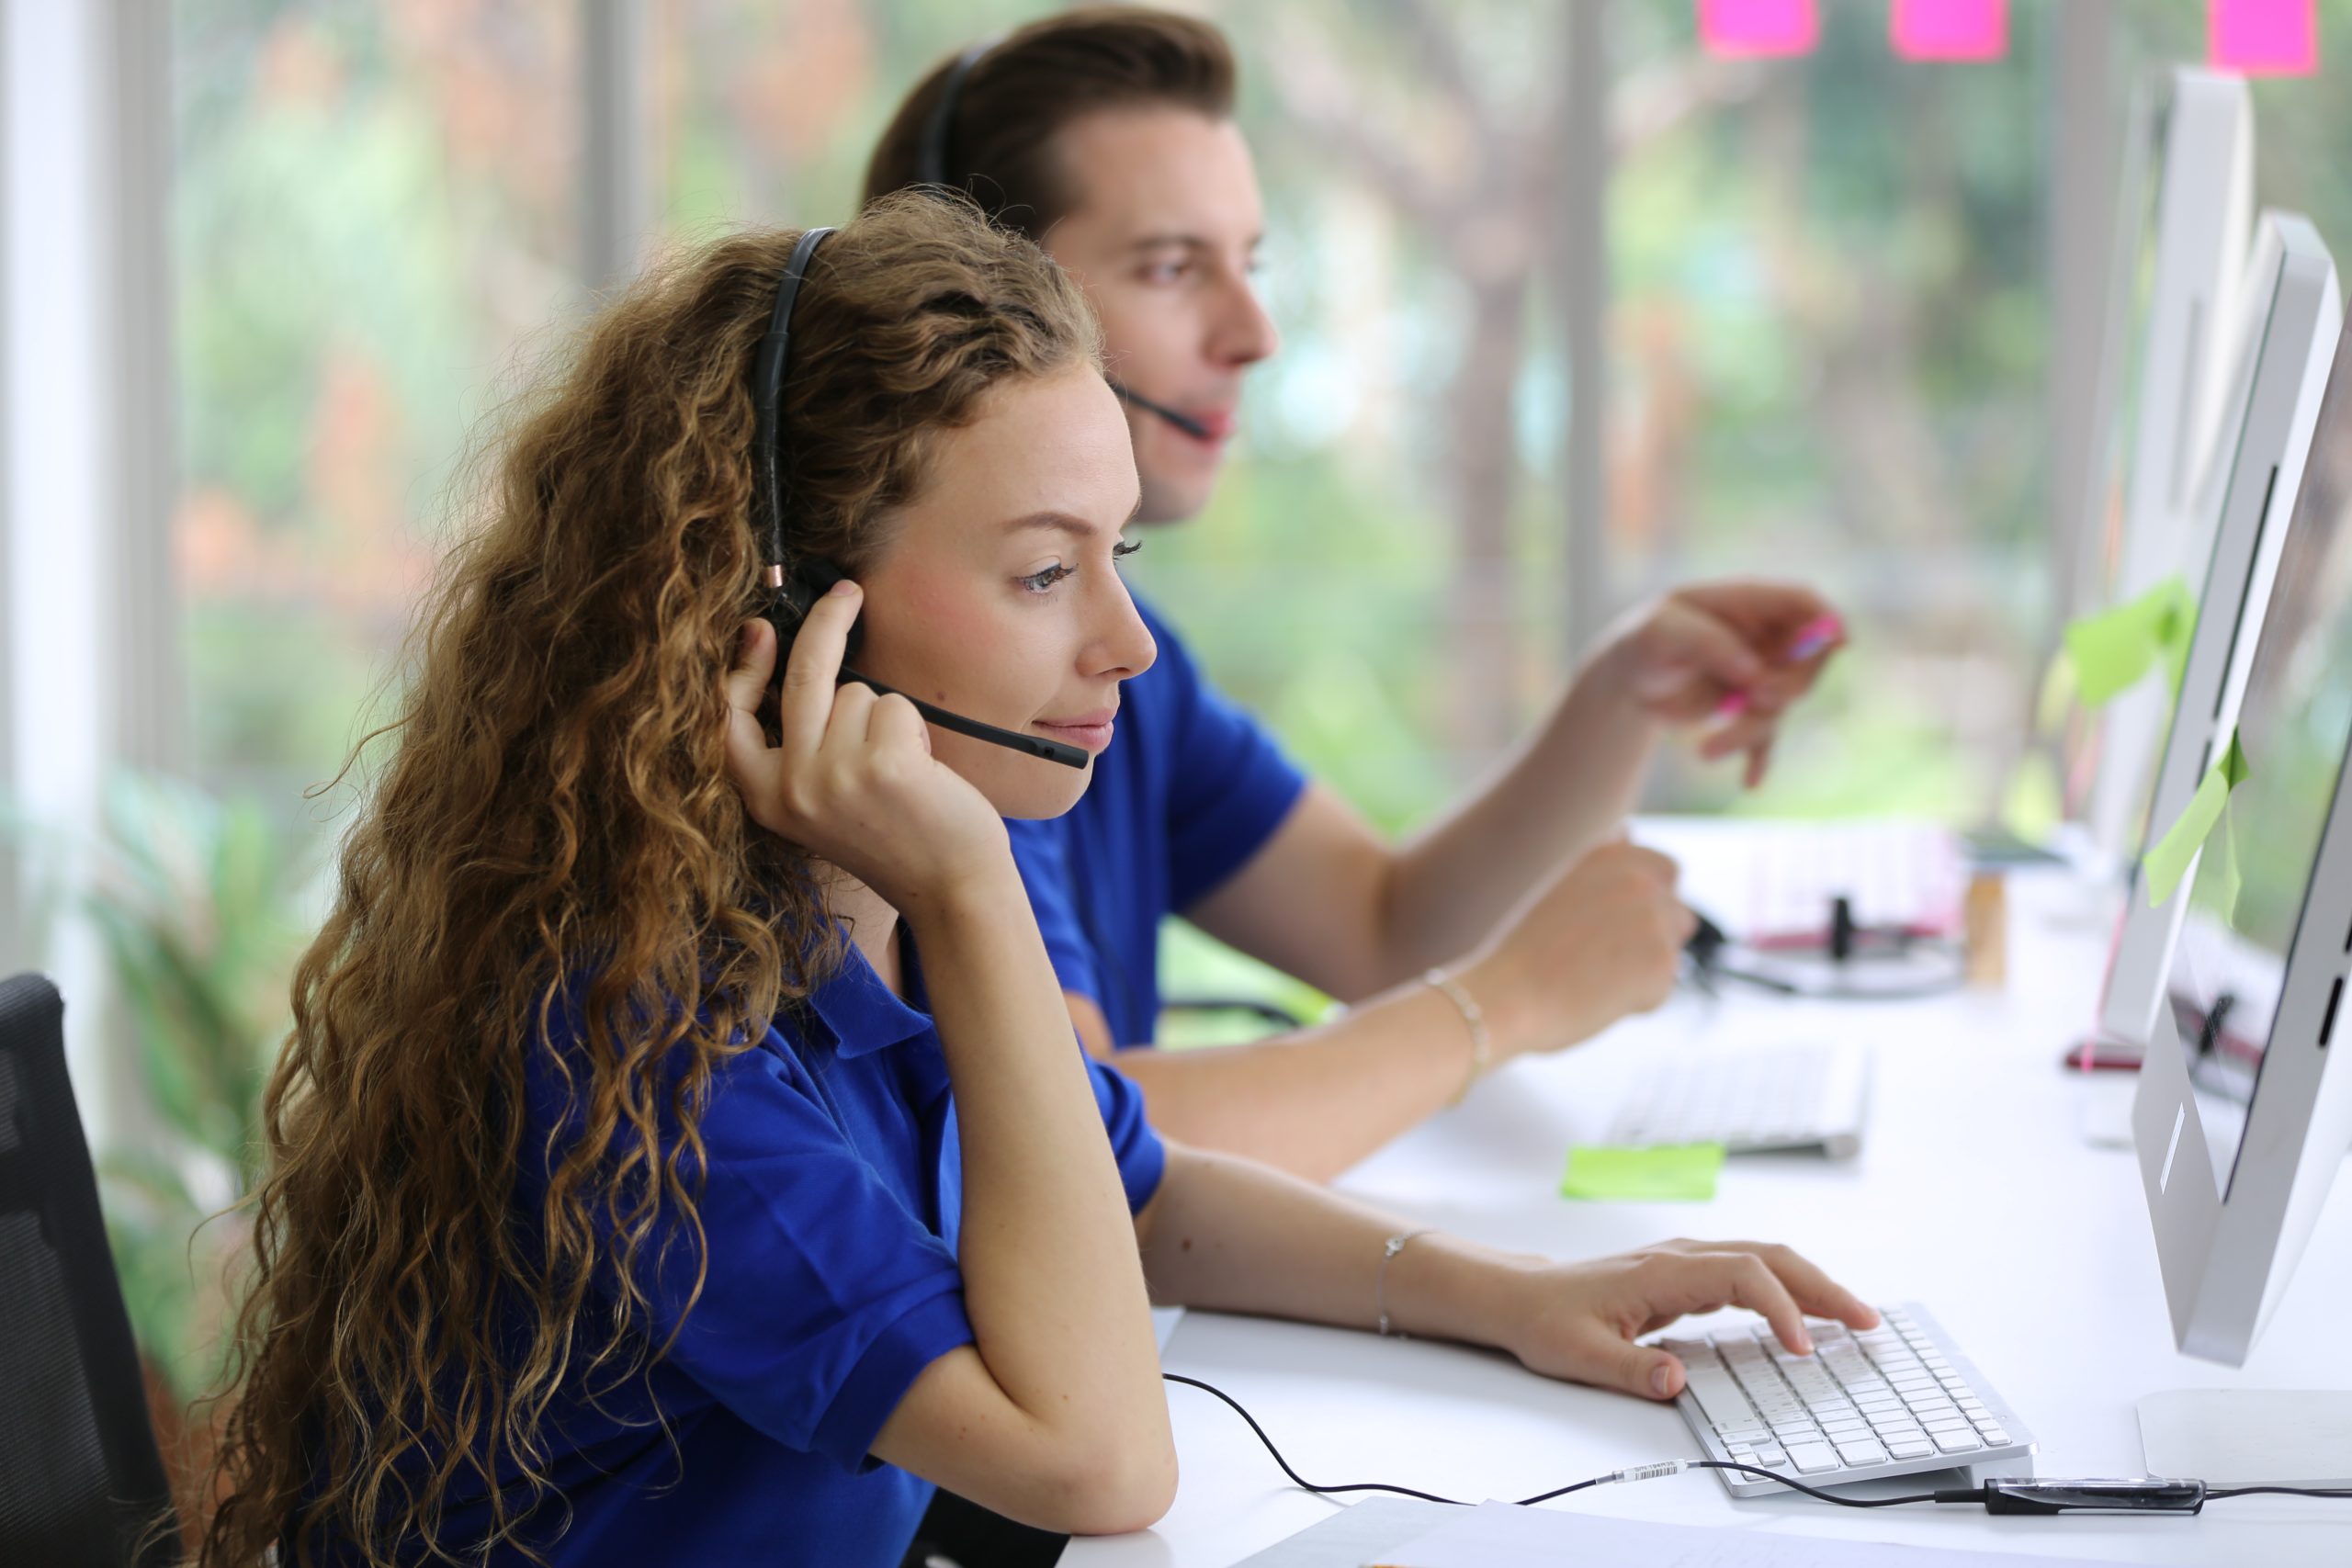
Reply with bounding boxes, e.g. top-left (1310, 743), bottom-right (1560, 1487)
top-left (0, 974), bottom-right (180, 1566)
